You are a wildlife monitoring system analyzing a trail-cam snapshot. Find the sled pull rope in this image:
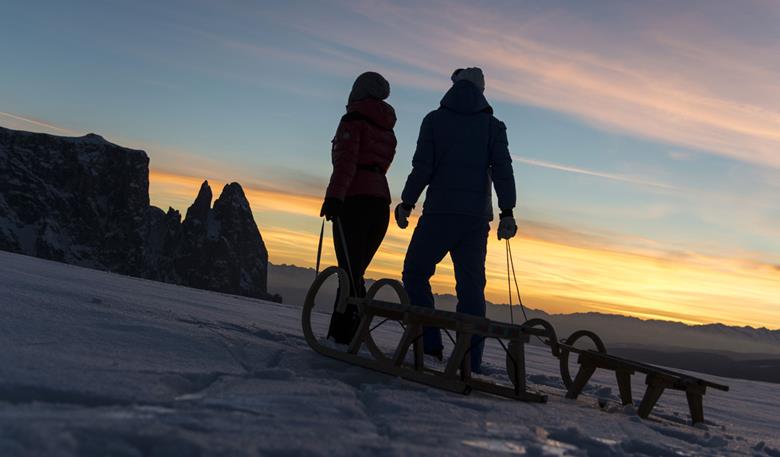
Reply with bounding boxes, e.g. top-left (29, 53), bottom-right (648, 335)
top-left (315, 217), bottom-right (355, 292)
top-left (506, 239), bottom-right (548, 347)
top-left (315, 219), bottom-right (325, 278)
top-left (334, 216), bottom-right (356, 291)
top-left (505, 240), bottom-right (514, 325)
top-left (506, 239), bottom-right (530, 322)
